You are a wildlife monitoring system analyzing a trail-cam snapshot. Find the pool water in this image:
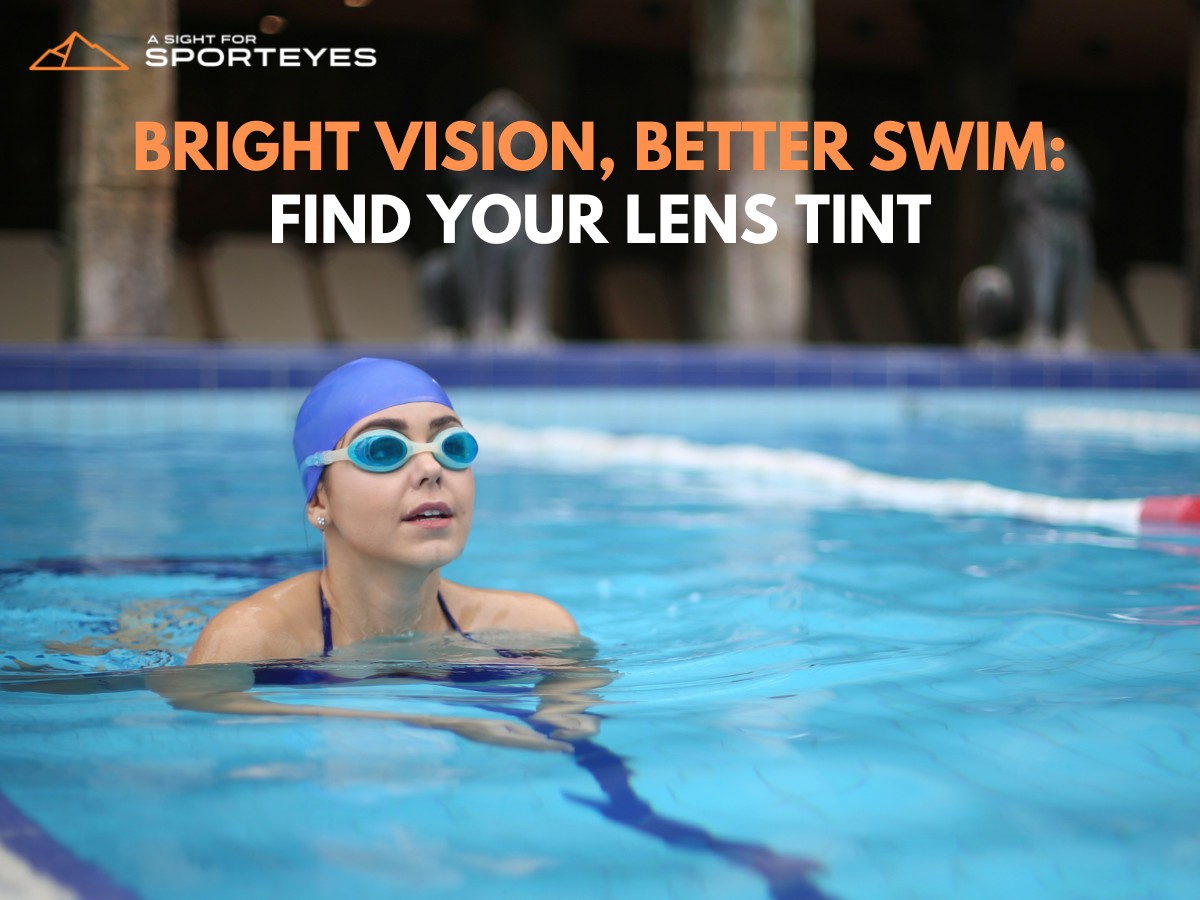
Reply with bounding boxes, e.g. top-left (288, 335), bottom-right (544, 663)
top-left (2, 389), bottom-right (1199, 899)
